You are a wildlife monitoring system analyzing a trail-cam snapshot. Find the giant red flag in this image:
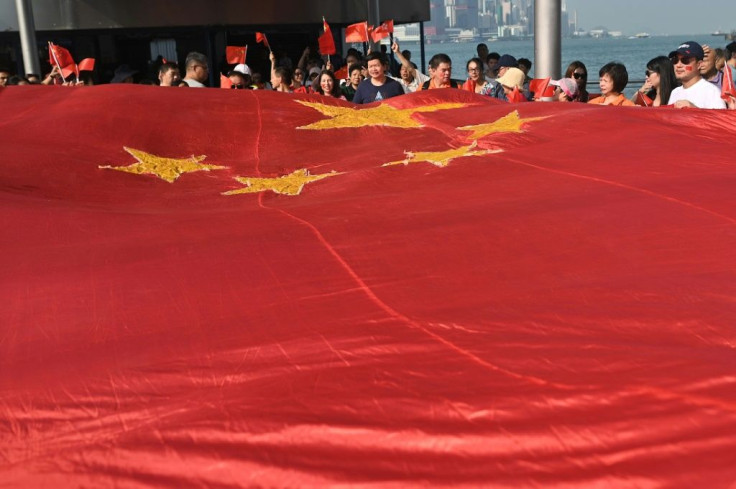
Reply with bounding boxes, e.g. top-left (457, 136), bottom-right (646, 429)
top-left (225, 45), bottom-right (247, 64)
top-left (370, 20), bottom-right (394, 42)
top-left (318, 19), bottom-right (336, 55)
top-left (345, 21), bottom-right (370, 43)
top-left (3, 86), bottom-right (736, 487)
